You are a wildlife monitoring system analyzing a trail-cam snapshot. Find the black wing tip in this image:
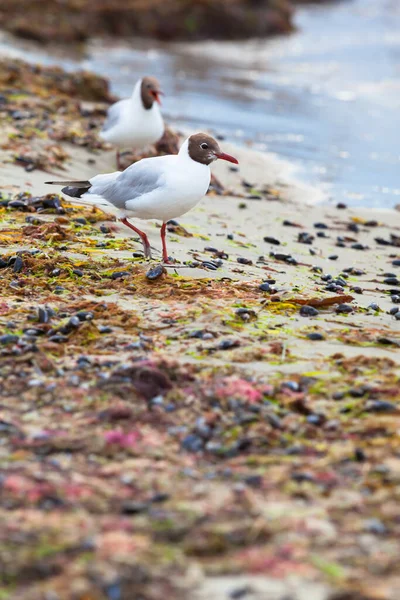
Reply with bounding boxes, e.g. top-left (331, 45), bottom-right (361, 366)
top-left (61, 186), bottom-right (89, 199)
